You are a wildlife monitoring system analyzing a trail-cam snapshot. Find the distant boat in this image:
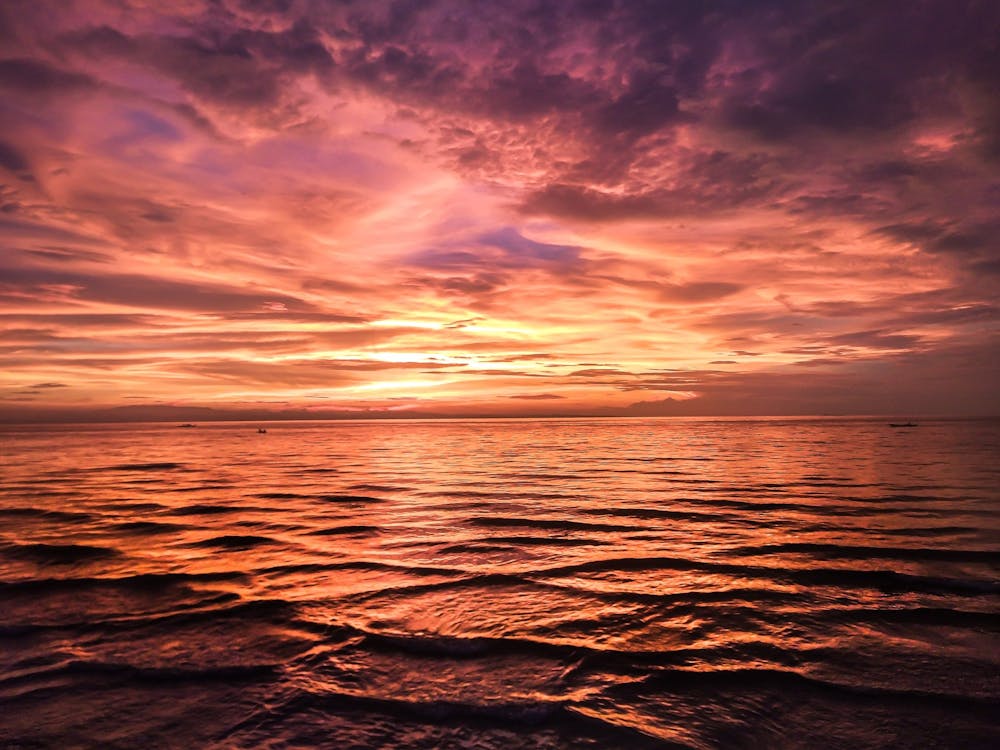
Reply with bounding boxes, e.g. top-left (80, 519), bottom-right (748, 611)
top-left (178, 423), bottom-right (197, 428)
top-left (889, 422), bottom-right (918, 428)
top-left (257, 428), bottom-right (267, 433)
